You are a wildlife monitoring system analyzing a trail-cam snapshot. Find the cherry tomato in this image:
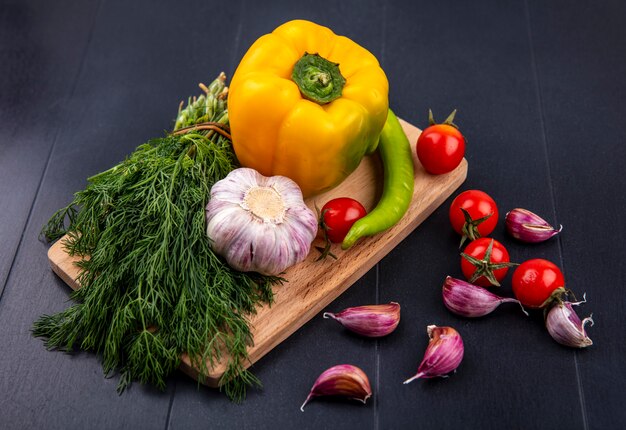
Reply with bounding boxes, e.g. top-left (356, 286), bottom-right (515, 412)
top-left (320, 198), bottom-right (367, 243)
top-left (416, 110), bottom-right (465, 175)
top-left (512, 259), bottom-right (565, 308)
top-left (449, 190), bottom-right (499, 246)
top-left (460, 238), bottom-right (514, 287)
